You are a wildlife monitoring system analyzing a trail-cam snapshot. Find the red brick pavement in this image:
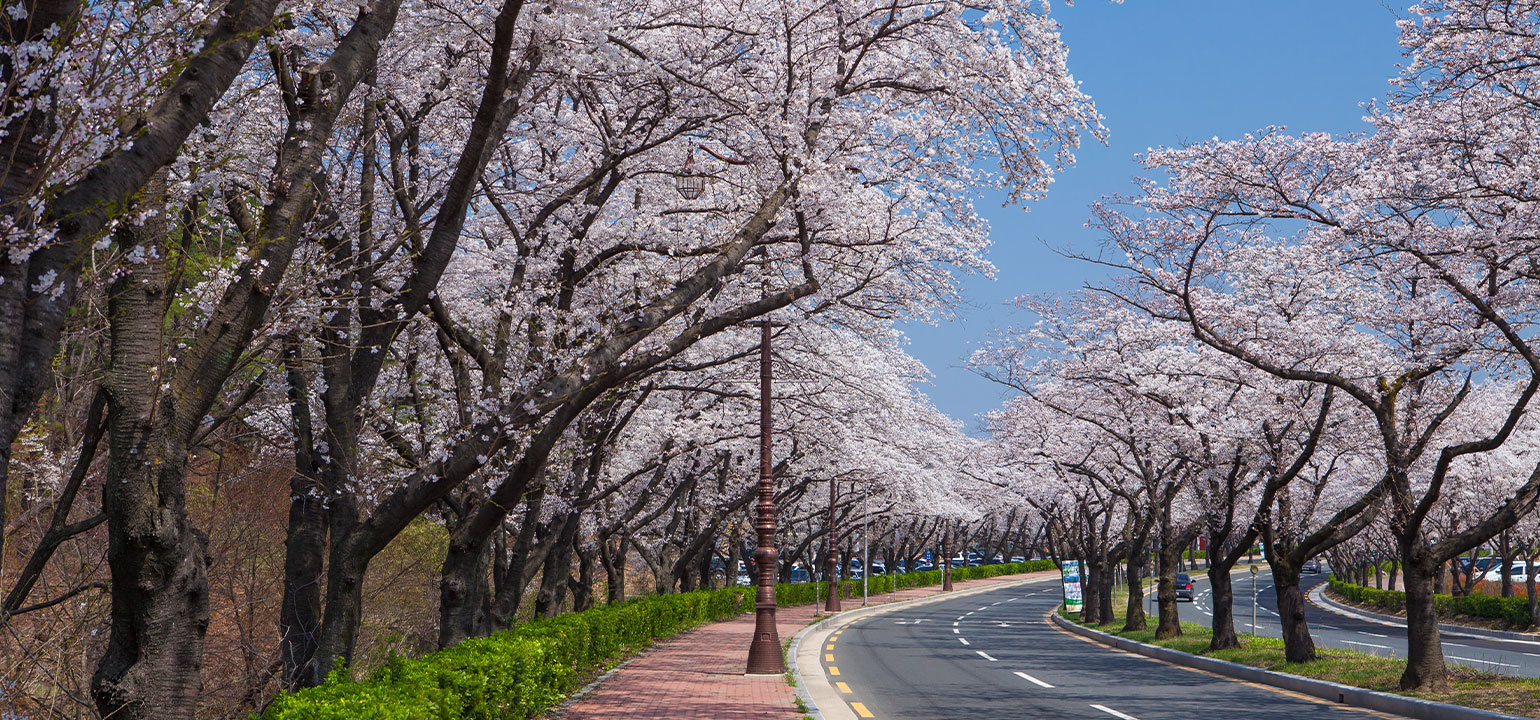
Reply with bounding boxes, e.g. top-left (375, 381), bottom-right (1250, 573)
top-left (557, 571), bottom-right (1057, 720)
